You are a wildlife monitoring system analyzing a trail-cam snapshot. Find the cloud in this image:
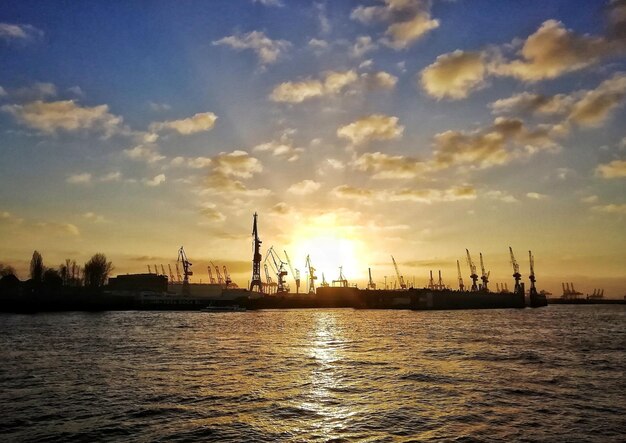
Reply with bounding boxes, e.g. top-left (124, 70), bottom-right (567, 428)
top-left (484, 190), bottom-right (519, 203)
top-left (1, 100), bottom-right (124, 137)
top-left (213, 150), bottom-right (262, 178)
top-left (11, 82), bottom-right (57, 101)
top-left (123, 145), bottom-right (165, 164)
top-left (331, 185), bottom-right (375, 201)
top-left (287, 179), bottom-right (321, 195)
top-left (432, 117), bottom-right (563, 170)
top-left (353, 152), bottom-right (426, 179)
top-left (200, 205), bottom-right (226, 222)
top-left (252, 0), bottom-right (284, 7)
top-left (351, 0), bottom-right (439, 49)
top-left (592, 203), bottom-right (626, 214)
top-left (270, 202), bottom-right (291, 215)
top-left (351, 36), bottom-right (377, 58)
top-left (420, 50), bottom-right (487, 100)
top-left (83, 212), bottom-right (107, 223)
top-left (66, 173), bottom-right (92, 184)
top-left (170, 156), bottom-right (213, 169)
top-left (0, 23), bottom-right (43, 41)
top-left (253, 139), bottom-right (304, 162)
top-left (331, 183), bottom-right (477, 204)
top-left (148, 101), bottom-right (171, 112)
top-left (362, 71), bottom-right (398, 89)
top-left (526, 192), bottom-right (548, 200)
top-left (494, 20), bottom-right (622, 82)
top-left (568, 73), bottom-right (626, 127)
top-left (100, 171), bottom-right (122, 182)
top-left (581, 195), bottom-right (599, 204)
top-left (337, 114), bottom-right (404, 145)
top-left (596, 159), bottom-right (626, 178)
top-left (202, 172), bottom-right (271, 197)
top-left (0, 86), bottom-right (6, 97)
top-left (213, 31), bottom-right (291, 66)
top-left (150, 112), bottom-right (217, 135)
top-left (490, 92), bottom-right (574, 116)
top-left (144, 174), bottom-right (166, 187)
